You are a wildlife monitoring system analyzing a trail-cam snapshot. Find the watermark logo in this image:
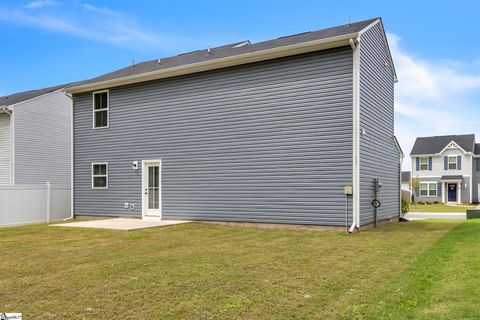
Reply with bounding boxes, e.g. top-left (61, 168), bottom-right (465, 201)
top-left (0, 313), bottom-right (22, 320)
